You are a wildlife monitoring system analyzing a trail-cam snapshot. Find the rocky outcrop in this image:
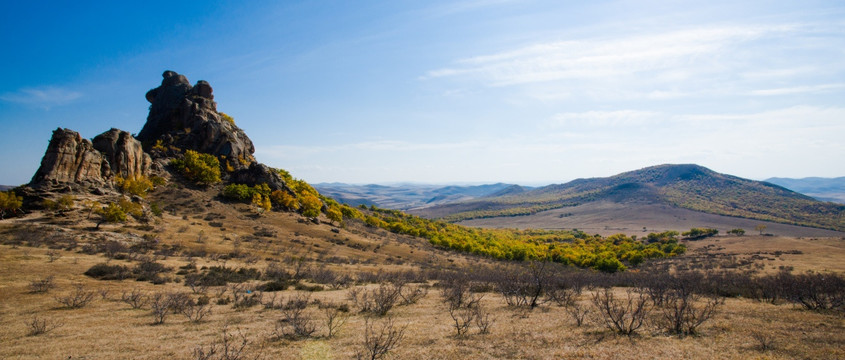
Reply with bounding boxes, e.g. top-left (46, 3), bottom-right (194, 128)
top-left (92, 128), bottom-right (153, 180)
top-left (30, 128), bottom-right (110, 186)
top-left (231, 162), bottom-right (291, 192)
top-left (137, 70), bottom-right (255, 171)
top-left (30, 128), bottom-right (153, 189)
